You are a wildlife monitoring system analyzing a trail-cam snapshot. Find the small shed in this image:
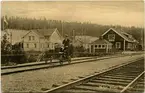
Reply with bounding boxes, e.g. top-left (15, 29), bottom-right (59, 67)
top-left (89, 37), bottom-right (112, 54)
